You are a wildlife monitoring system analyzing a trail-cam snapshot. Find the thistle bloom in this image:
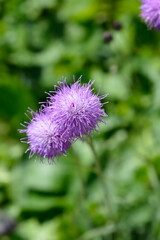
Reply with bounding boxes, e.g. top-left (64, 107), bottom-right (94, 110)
top-left (19, 77), bottom-right (107, 161)
top-left (140, 0), bottom-right (160, 30)
top-left (46, 76), bottom-right (107, 140)
top-left (19, 109), bottom-right (71, 161)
